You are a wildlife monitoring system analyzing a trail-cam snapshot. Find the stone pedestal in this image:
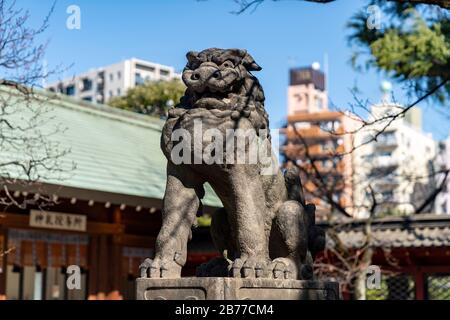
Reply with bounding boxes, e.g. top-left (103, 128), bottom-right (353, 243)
top-left (136, 277), bottom-right (339, 300)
